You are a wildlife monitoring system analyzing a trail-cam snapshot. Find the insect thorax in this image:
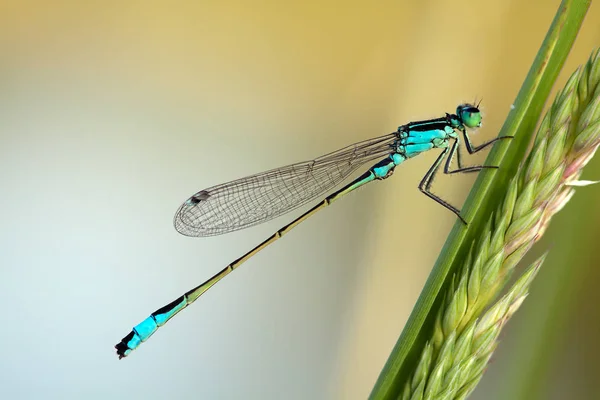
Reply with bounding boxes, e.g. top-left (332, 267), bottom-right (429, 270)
top-left (393, 121), bottom-right (459, 158)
